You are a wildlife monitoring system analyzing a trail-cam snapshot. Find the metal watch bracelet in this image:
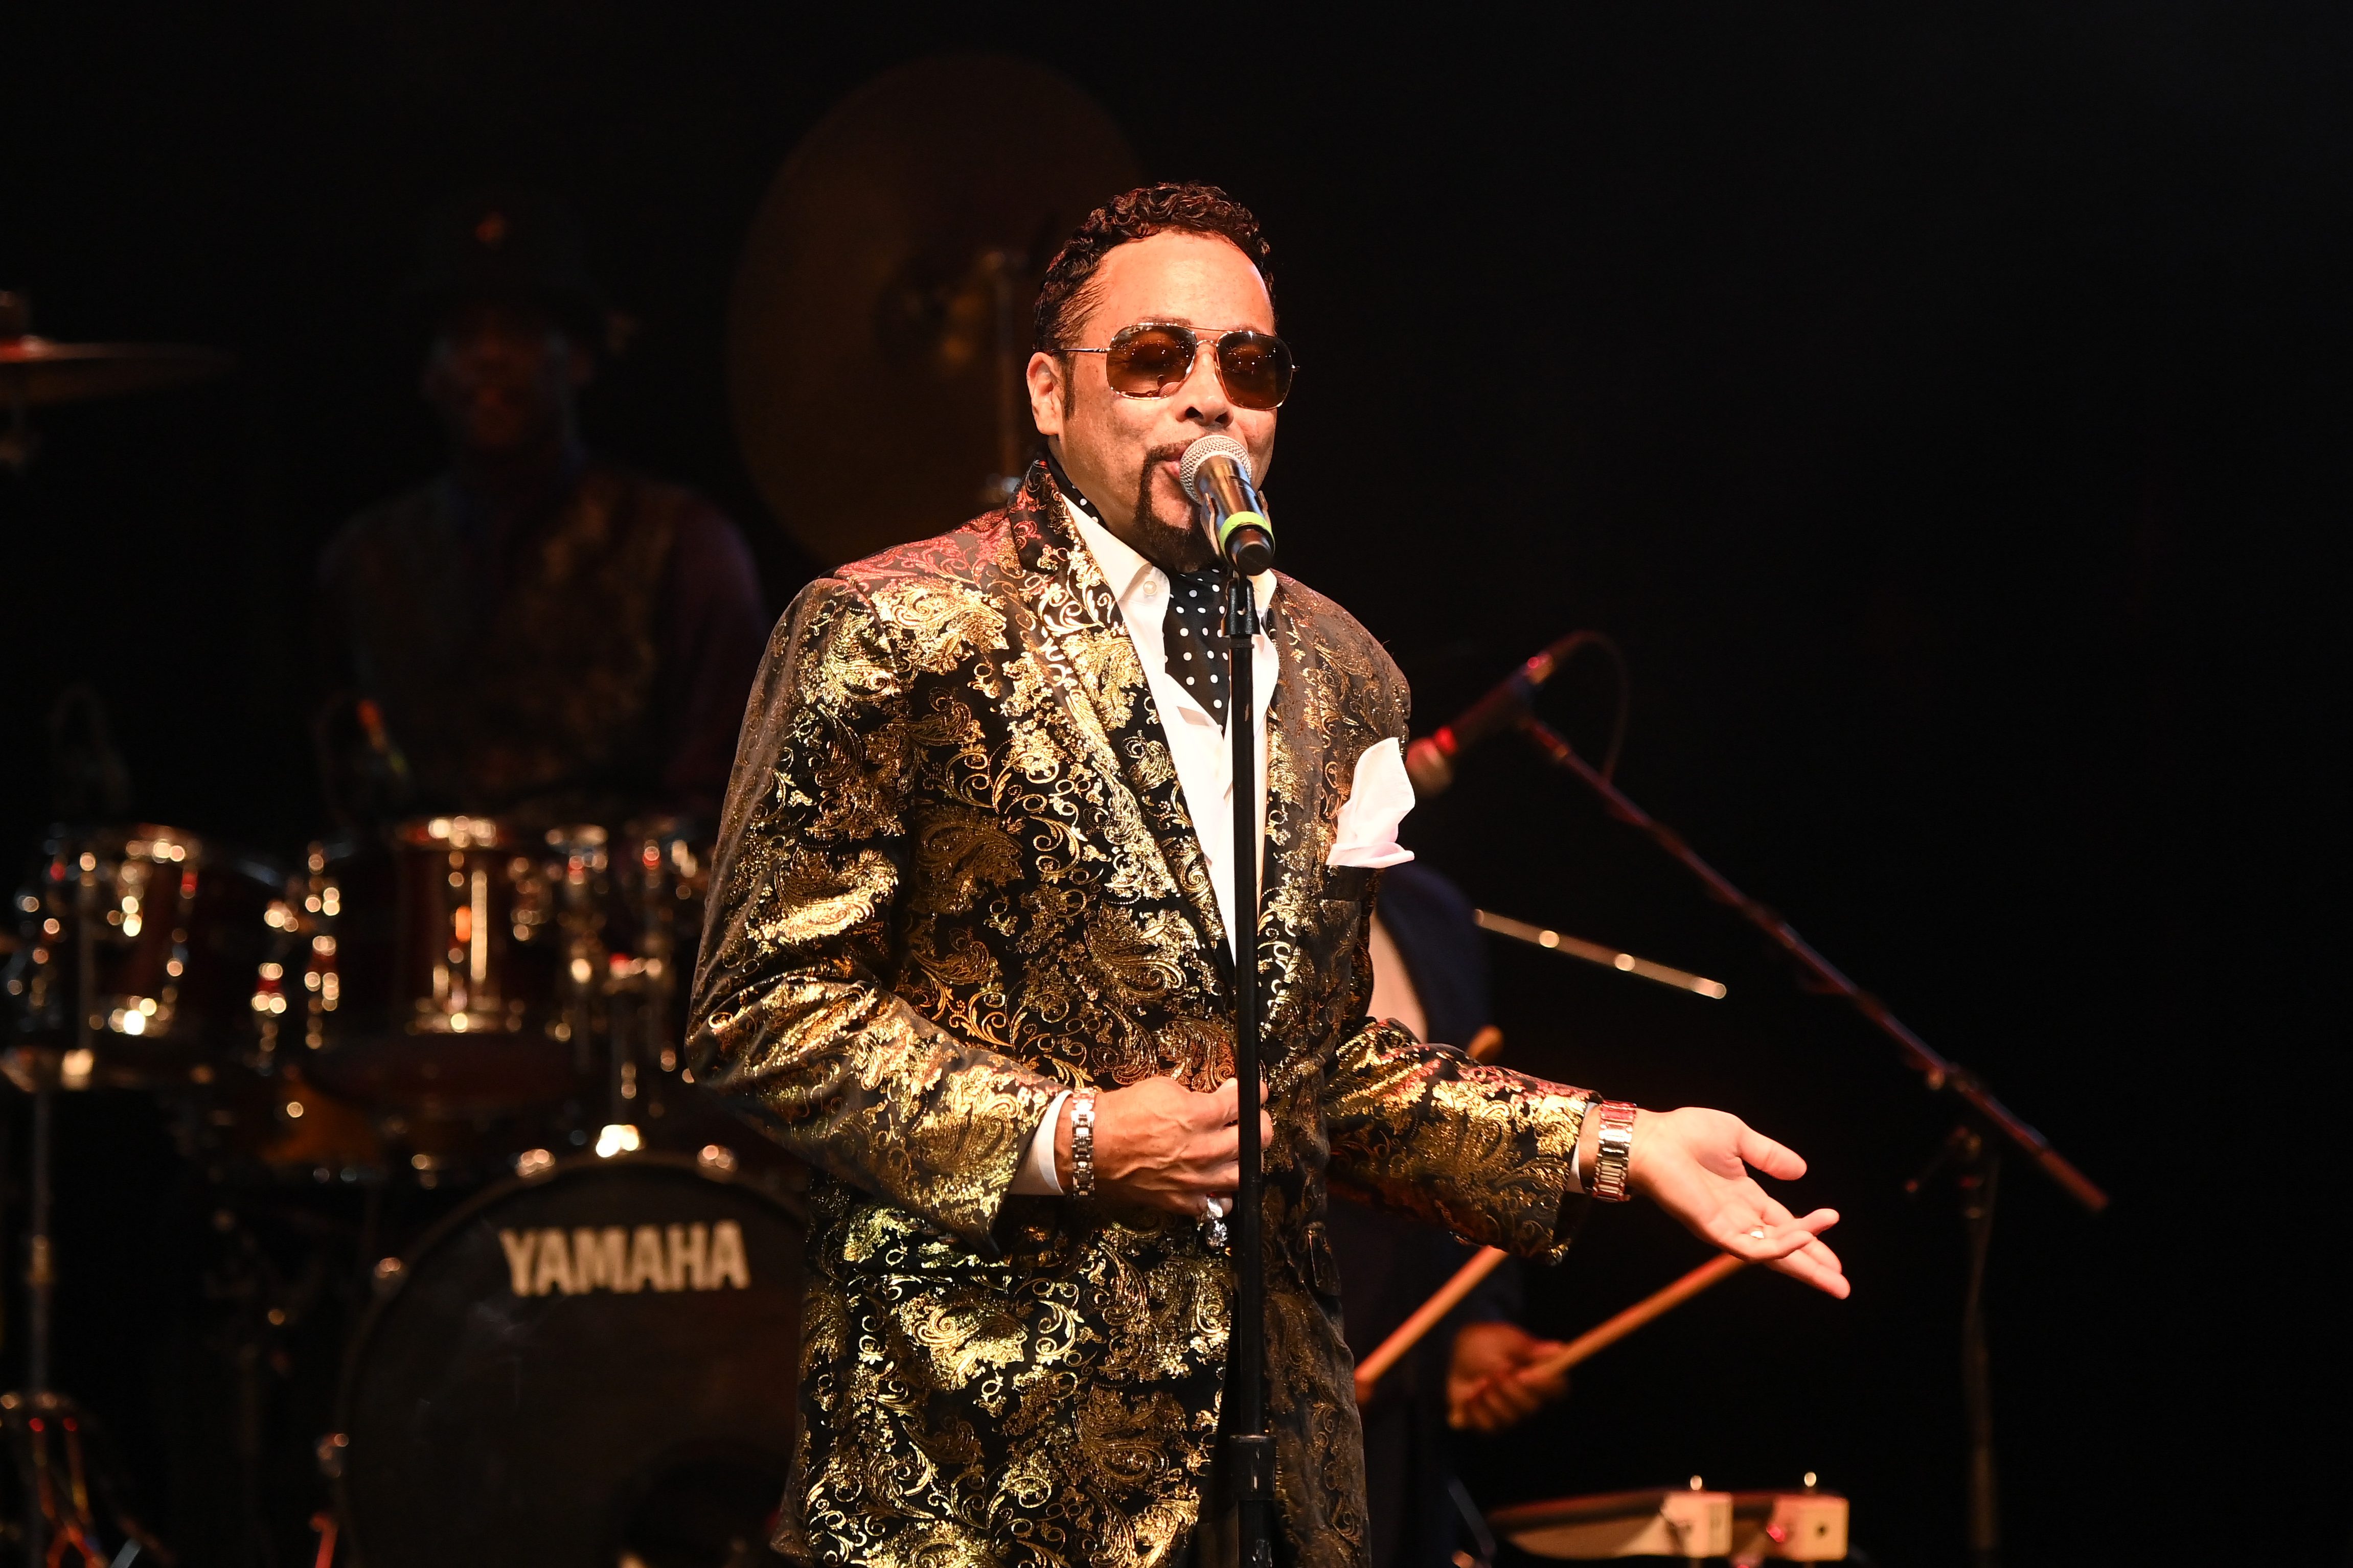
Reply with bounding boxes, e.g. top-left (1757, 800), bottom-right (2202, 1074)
top-left (1589, 1099), bottom-right (1637, 1202)
top-left (1069, 1091), bottom-right (1098, 1199)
